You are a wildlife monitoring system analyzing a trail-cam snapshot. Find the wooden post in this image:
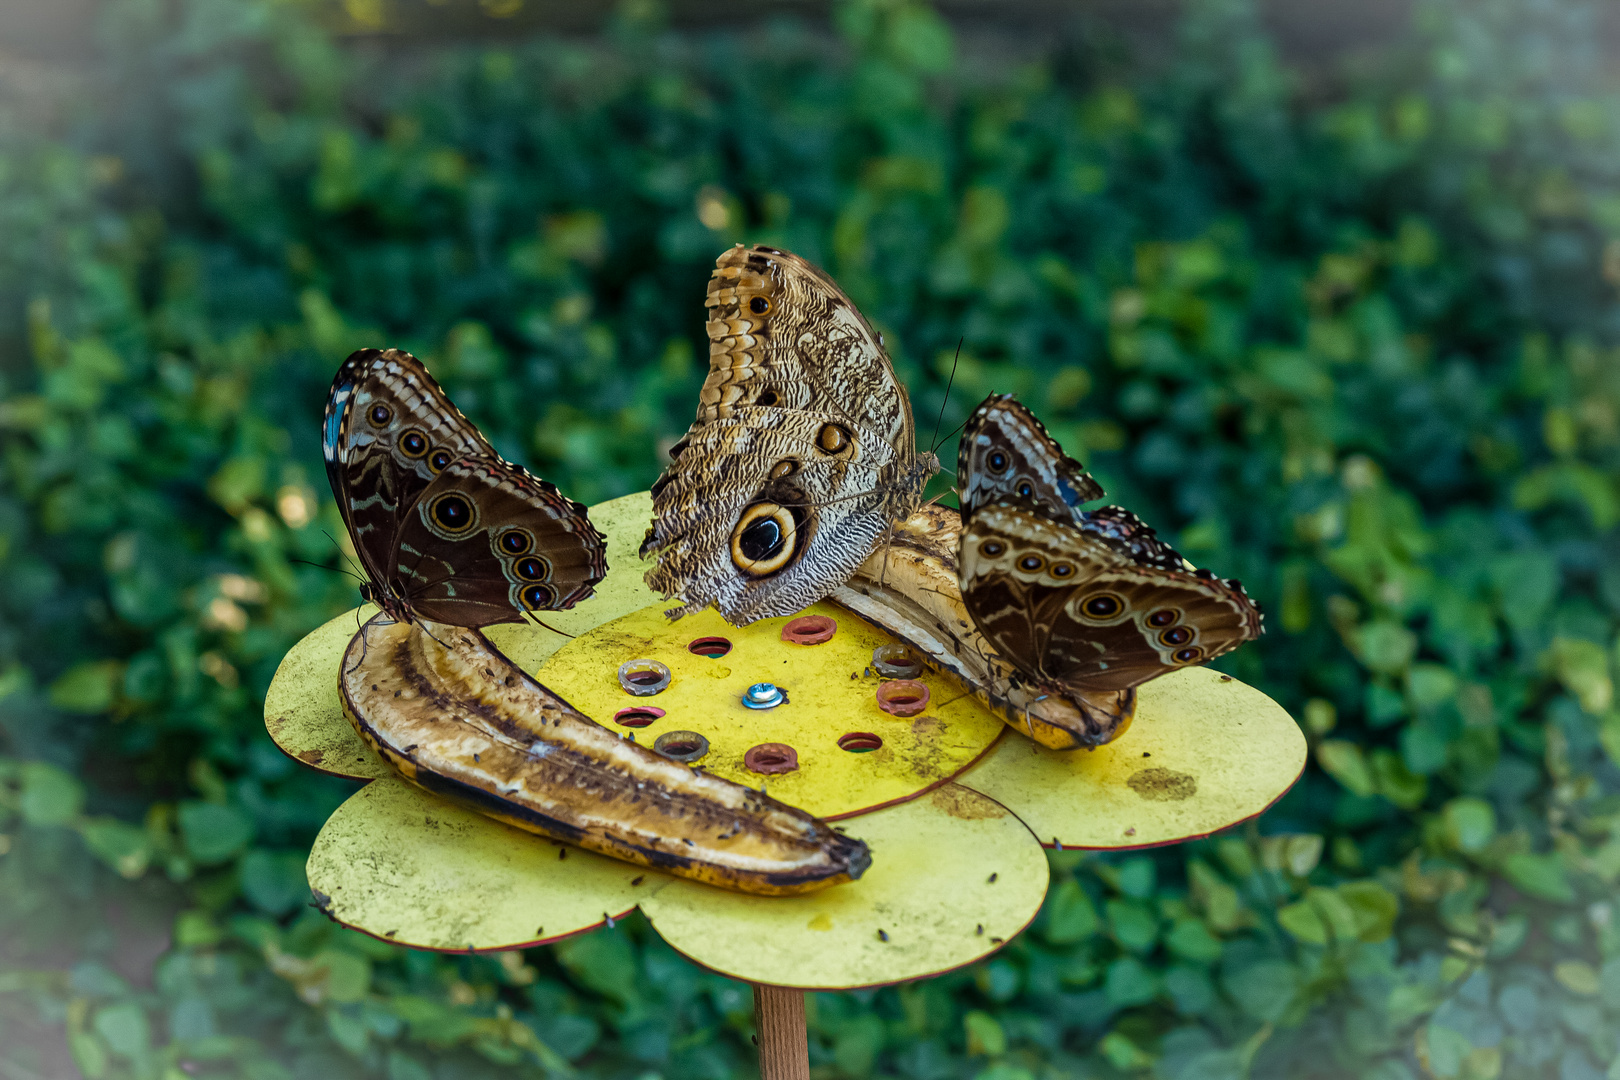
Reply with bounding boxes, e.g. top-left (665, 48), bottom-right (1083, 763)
top-left (753, 983), bottom-right (809, 1080)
